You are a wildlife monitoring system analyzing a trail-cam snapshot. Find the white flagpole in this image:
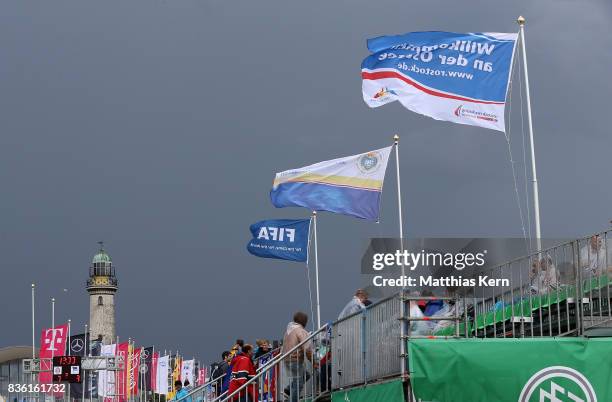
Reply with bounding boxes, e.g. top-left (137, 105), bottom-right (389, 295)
top-left (116, 336), bottom-right (120, 402)
top-left (152, 345), bottom-right (156, 402)
top-left (31, 284), bottom-right (37, 402)
top-left (394, 134), bottom-right (407, 379)
top-left (31, 284), bottom-right (36, 359)
top-left (312, 211), bottom-right (322, 330)
top-left (517, 16), bottom-right (542, 253)
top-left (84, 324), bottom-right (88, 402)
top-left (68, 319), bottom-right (71, 401)
top-left (51, 298), bottom-right (55, 360)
